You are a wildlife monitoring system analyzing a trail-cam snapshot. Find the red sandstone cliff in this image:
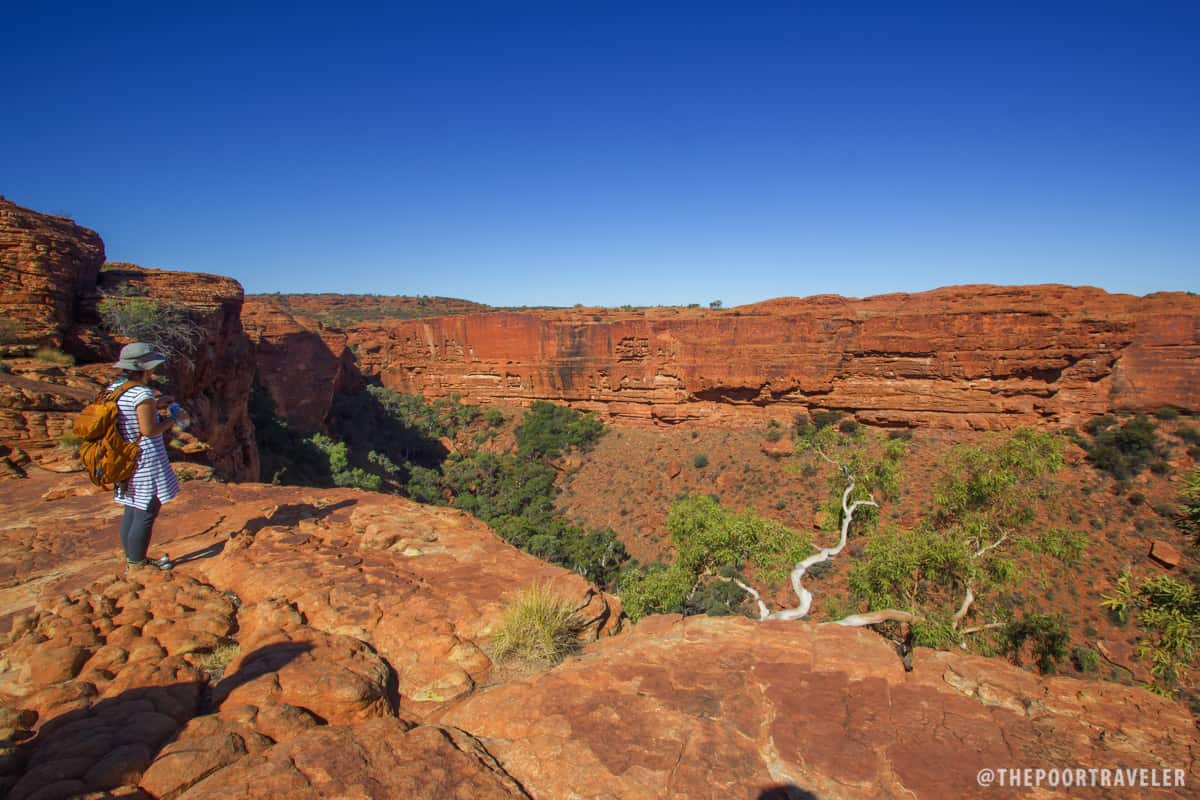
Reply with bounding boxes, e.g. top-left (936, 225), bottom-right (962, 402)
top-left (0, 198), bottom-right (104, 351)
top-left (0, 199), bottom-right (258, 481)
top-left (251, 286), bottom-right (1200, 431)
